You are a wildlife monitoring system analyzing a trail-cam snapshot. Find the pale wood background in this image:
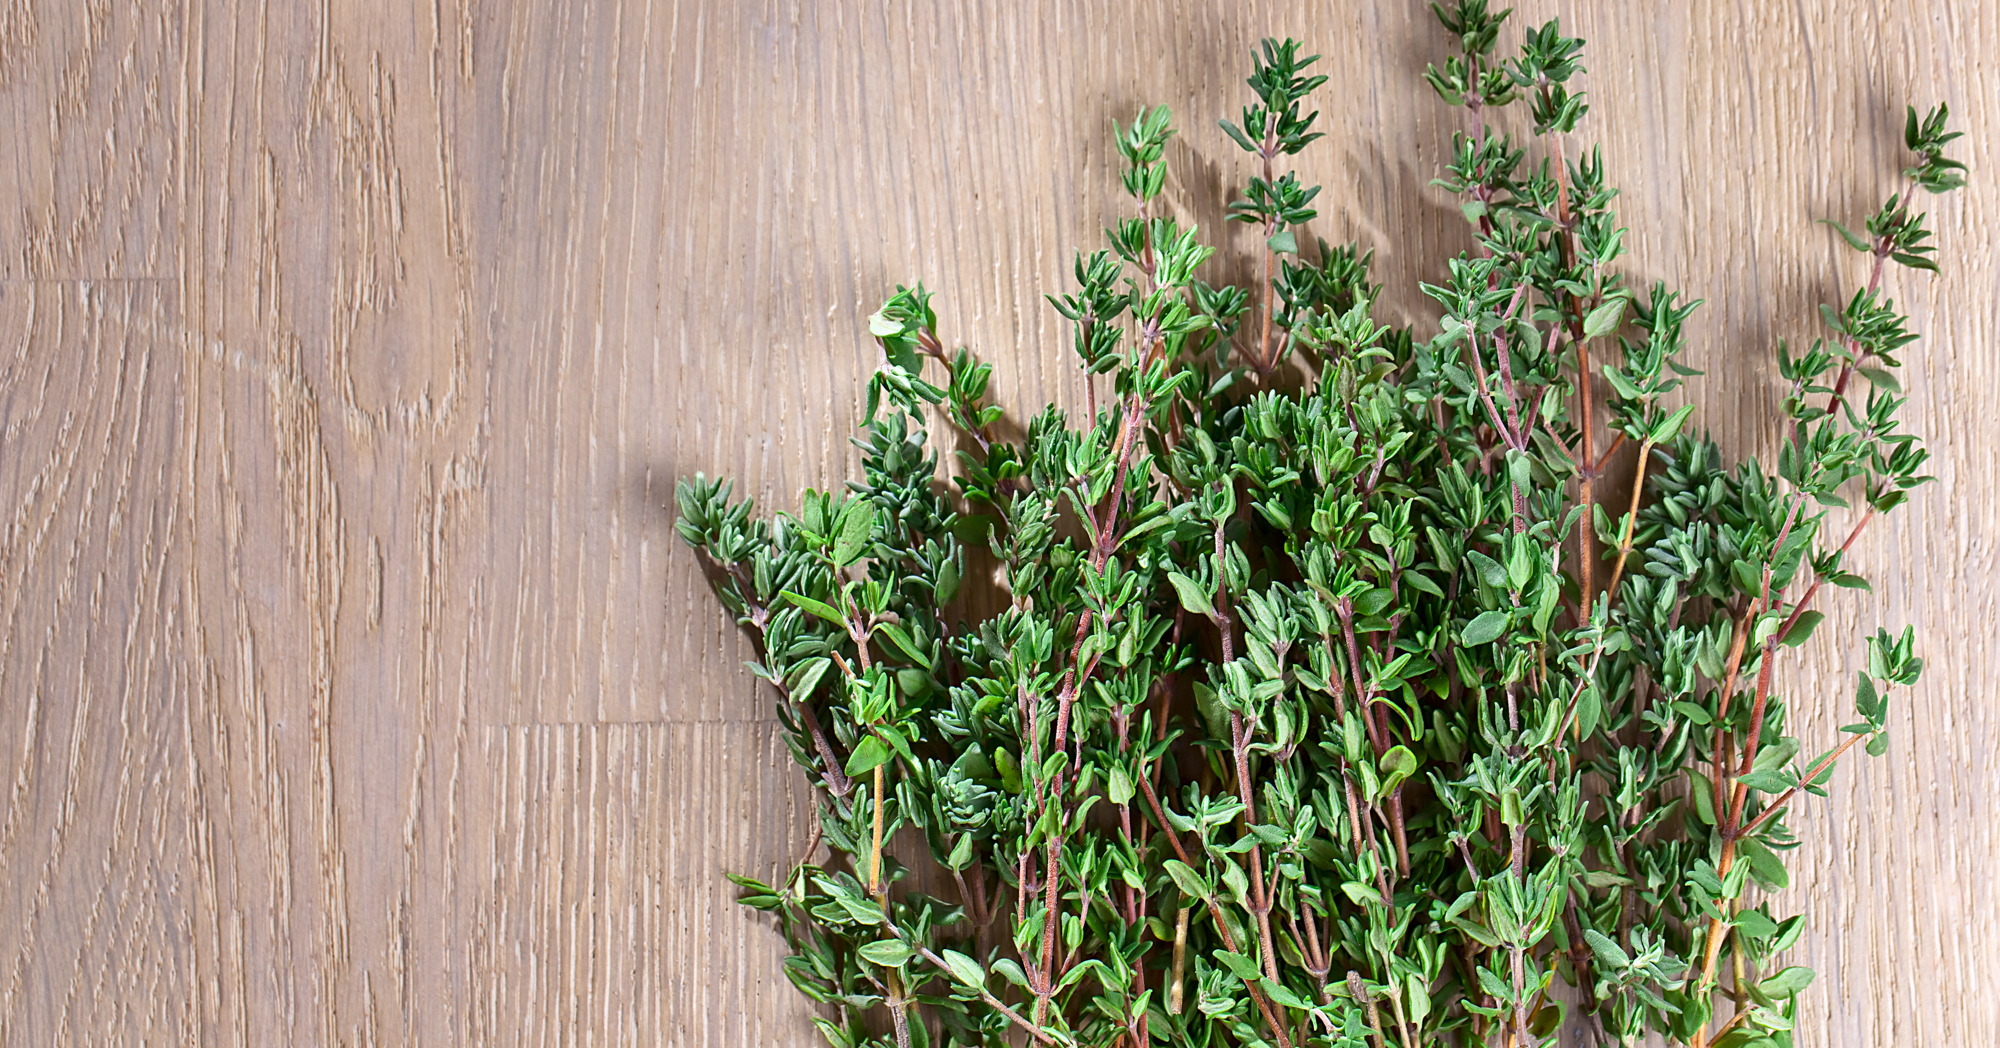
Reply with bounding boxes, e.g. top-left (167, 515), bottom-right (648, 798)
top-left (0, 1), bottom-right (1992, 1045)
